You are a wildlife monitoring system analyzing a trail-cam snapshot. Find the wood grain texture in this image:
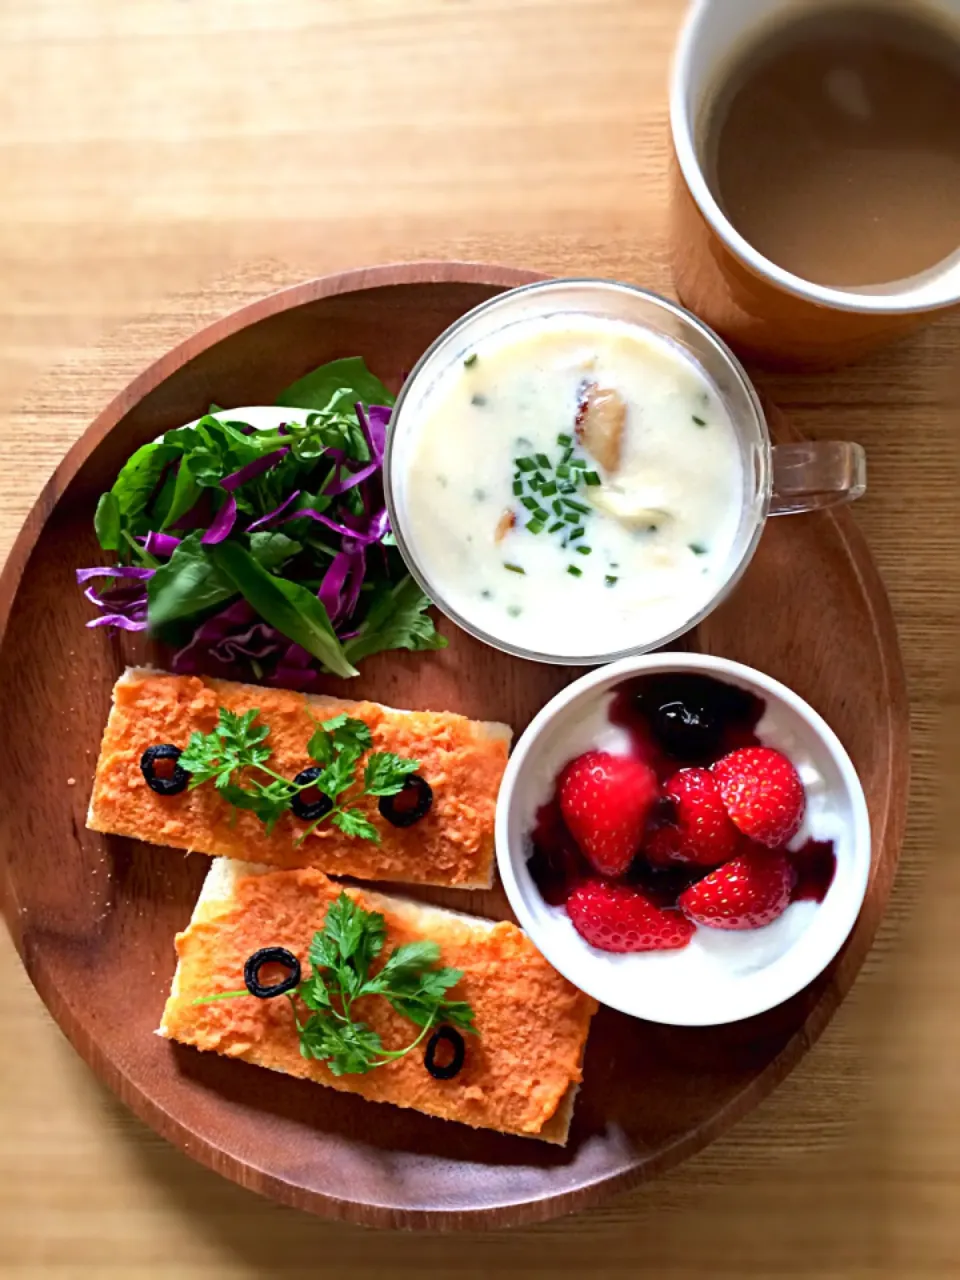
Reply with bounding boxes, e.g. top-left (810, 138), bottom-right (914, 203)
top-left (0, 264), bottom-right (909, 1228)
top-left (0, 0), bottom-right (956, 1272)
